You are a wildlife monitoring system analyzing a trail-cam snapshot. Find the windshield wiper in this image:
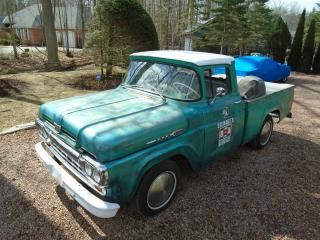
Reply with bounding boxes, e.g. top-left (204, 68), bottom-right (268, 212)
top-left (121, 84), bottom-right (166, 102)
